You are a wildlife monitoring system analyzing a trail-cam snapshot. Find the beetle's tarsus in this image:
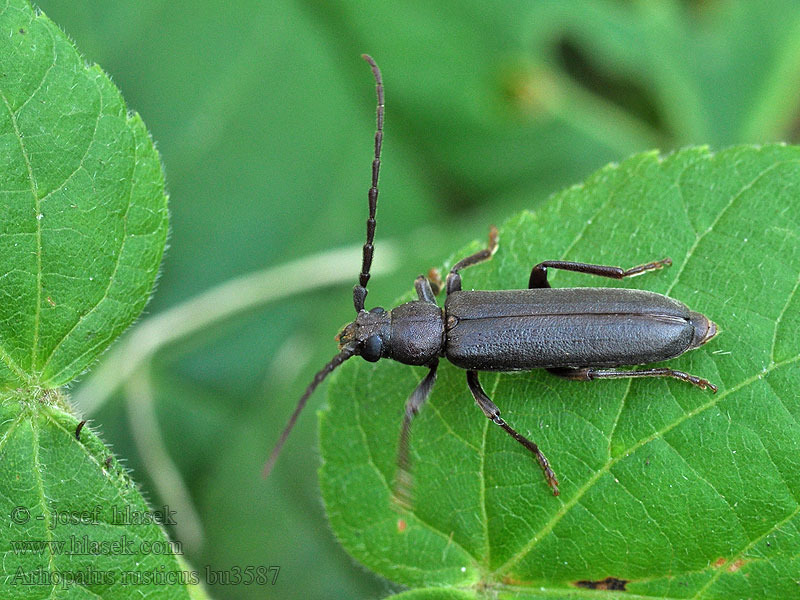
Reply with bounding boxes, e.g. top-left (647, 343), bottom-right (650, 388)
top-left (548, 366), bottom-right (718, 394)
top-left (488, 225), bottom-right (499, 256)
top-left (445, 226), bottom-right (501, 294)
